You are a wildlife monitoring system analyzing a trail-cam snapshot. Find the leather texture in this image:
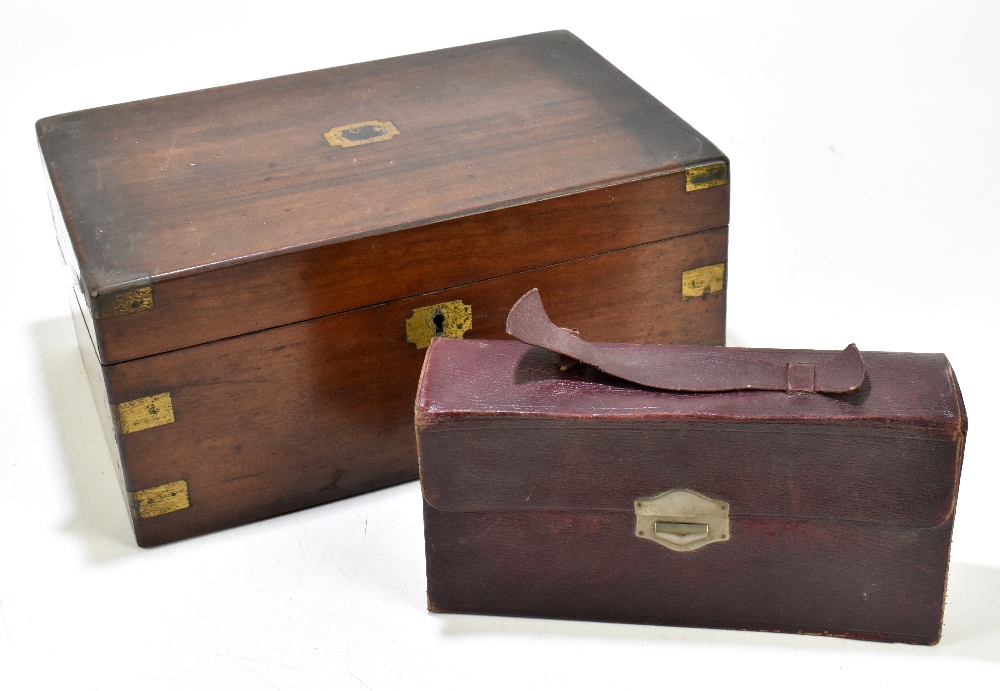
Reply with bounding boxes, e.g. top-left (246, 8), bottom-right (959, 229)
top-left (416, 339), bottom-right (965, 525)
top-left (506, 288), bottom-right (866, 393)
top-left (424, 502), bottom-right (954, 645)
top-left (415, 335), bottom-right (967, 644)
